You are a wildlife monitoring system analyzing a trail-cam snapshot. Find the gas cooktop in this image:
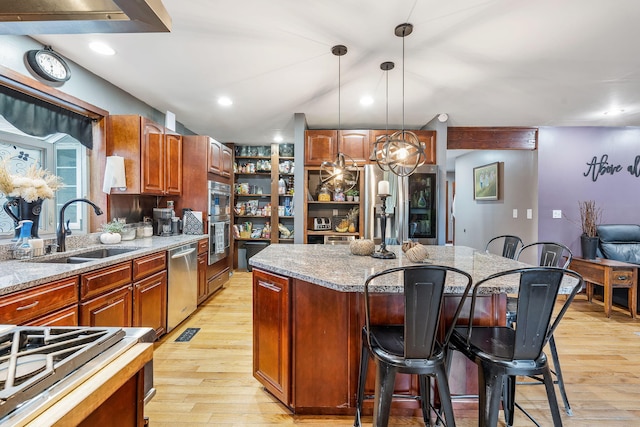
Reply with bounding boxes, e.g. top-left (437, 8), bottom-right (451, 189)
top-left (0, 326), bottom-right (125, 421)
